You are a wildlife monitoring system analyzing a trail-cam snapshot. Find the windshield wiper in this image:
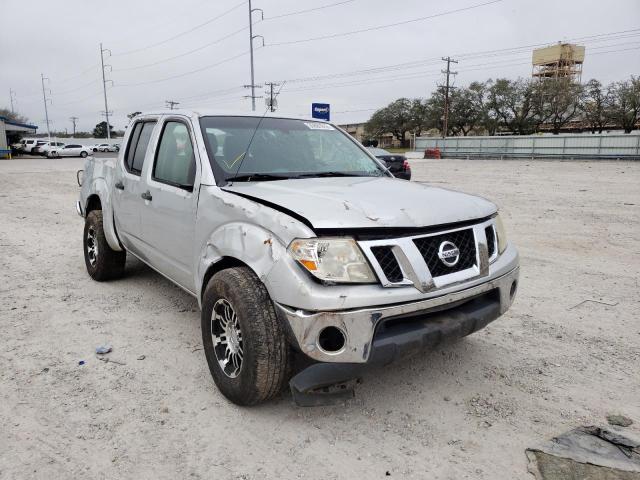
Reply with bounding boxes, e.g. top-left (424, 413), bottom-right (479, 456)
top-left (294, 171), bottom-right (377, 178)
top-left (226, 173), bottom-right (292, 182)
